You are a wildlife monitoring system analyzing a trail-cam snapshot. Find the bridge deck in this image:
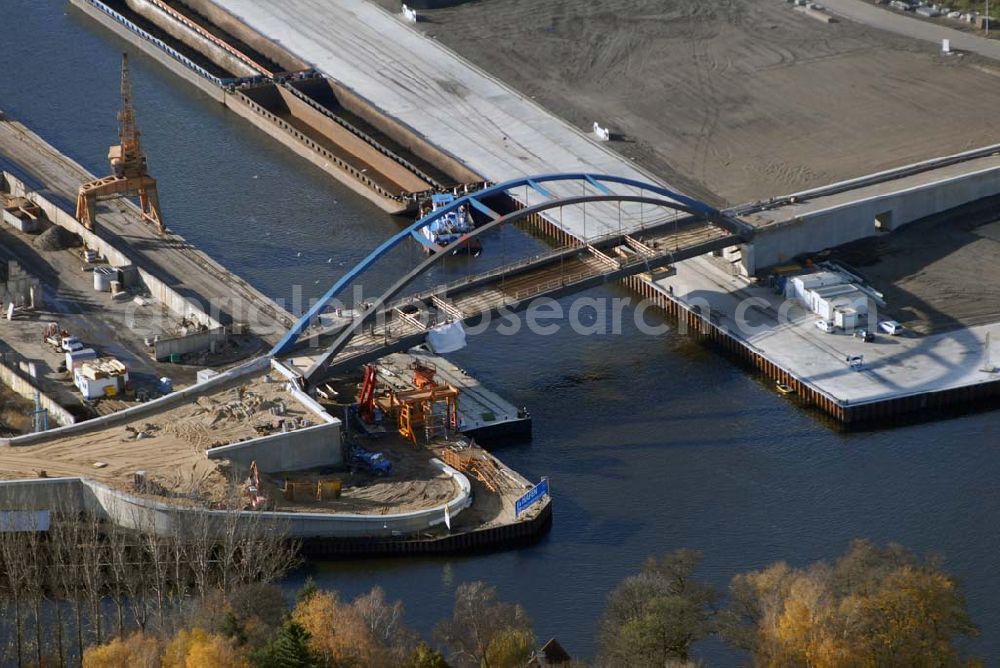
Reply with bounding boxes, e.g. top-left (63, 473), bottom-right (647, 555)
top-left (283, 220), bottom-right (733, 381)
top-left (210, 0), bottom-right (685, 241)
